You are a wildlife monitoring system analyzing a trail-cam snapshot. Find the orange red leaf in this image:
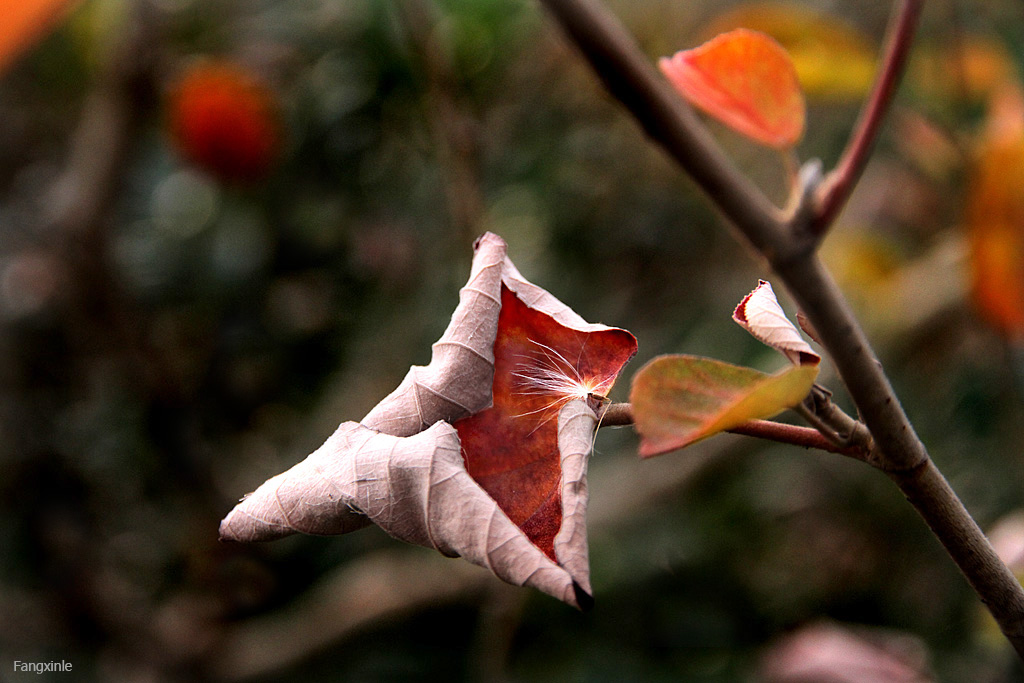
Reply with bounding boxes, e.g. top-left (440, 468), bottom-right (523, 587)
top-left (659, 28), bottom-right (805, 149)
